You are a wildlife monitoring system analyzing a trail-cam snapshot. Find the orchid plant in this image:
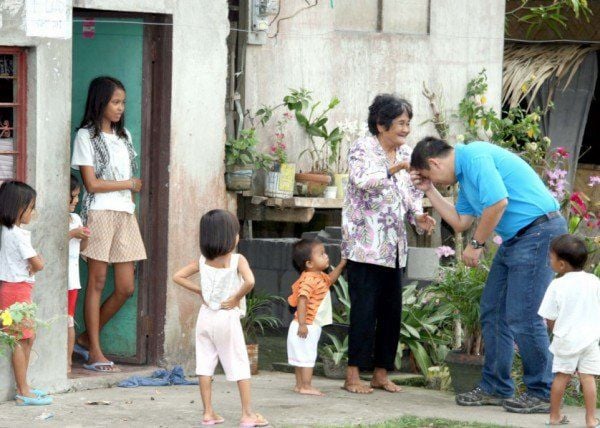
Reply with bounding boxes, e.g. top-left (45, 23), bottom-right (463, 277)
top-left (267, 112), bottom-right (293, 171)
